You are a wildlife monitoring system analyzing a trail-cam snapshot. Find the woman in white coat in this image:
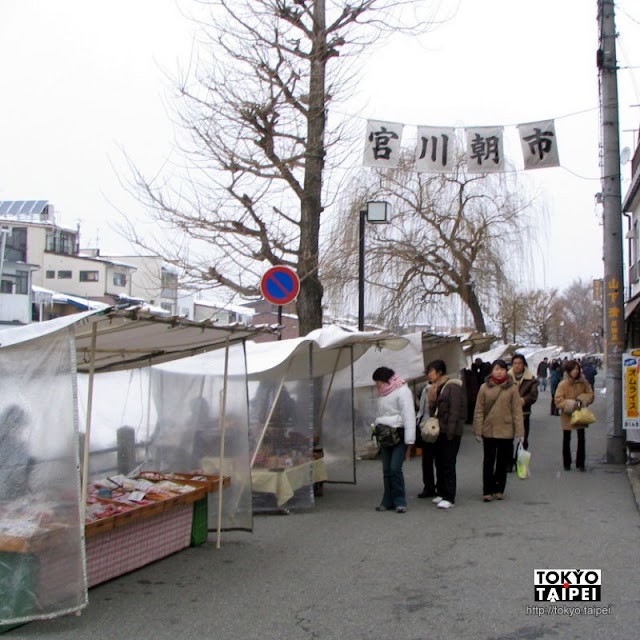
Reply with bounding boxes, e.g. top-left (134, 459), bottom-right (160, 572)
top-left (372, 367), bottom-right (416, 513)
